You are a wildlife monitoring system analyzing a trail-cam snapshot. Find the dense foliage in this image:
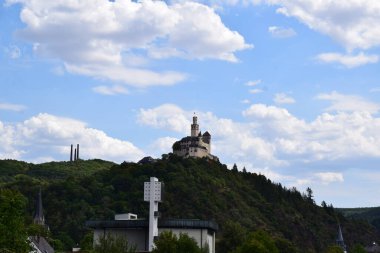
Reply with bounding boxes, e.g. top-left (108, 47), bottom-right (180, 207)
top-left (0, 156), bottom-right (379, 252)
top-left (0, 189), bottom-right (31, 253)
top-left (153, 231), bottom-right (206, 253)
top-left (339, 207), bottom-right (380, 232)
